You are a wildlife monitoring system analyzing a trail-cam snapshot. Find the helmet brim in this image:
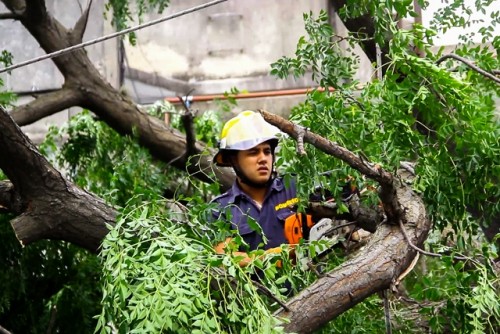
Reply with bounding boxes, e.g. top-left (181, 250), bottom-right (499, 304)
top-left (213, 138), bottom-right (279, 167)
